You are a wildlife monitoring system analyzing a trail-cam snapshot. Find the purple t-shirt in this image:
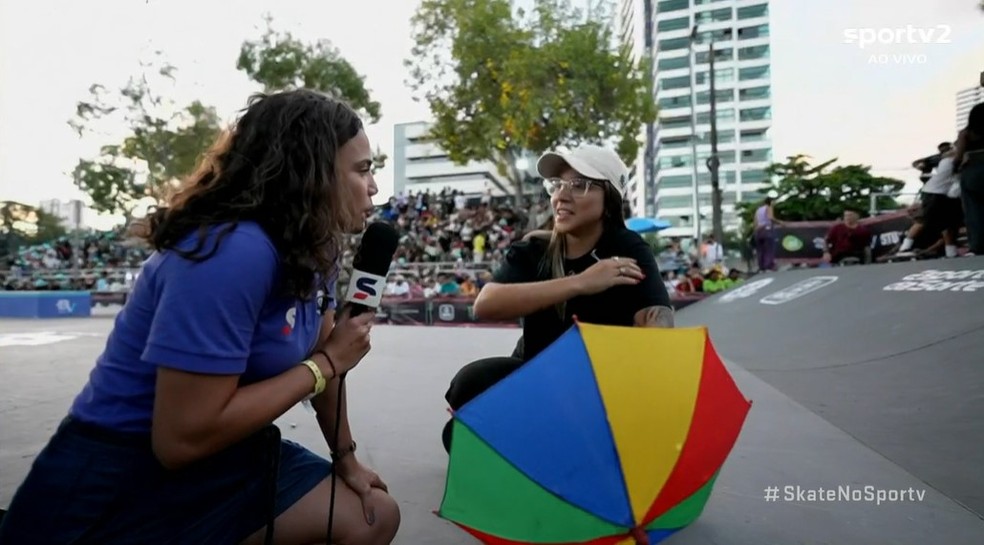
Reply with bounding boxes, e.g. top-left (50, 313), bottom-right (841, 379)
top-left (70, 222), bottom-right (336, 433)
